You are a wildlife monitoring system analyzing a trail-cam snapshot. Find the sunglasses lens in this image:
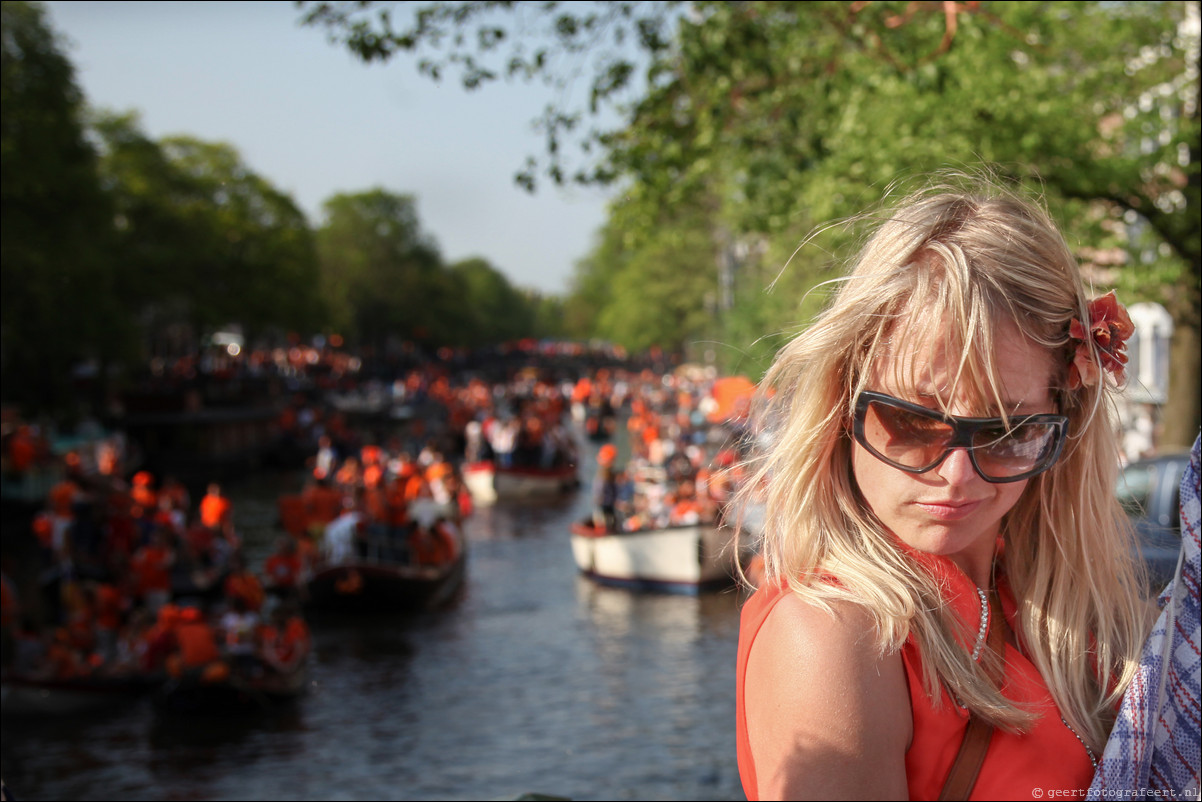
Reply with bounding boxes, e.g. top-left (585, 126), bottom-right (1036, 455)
top-left (860, 396), bottom-right (1063, 481)
top-left (862, 399), bottom-right (953, 471)
top-left (971, 422), bottom-right (1060, 479)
